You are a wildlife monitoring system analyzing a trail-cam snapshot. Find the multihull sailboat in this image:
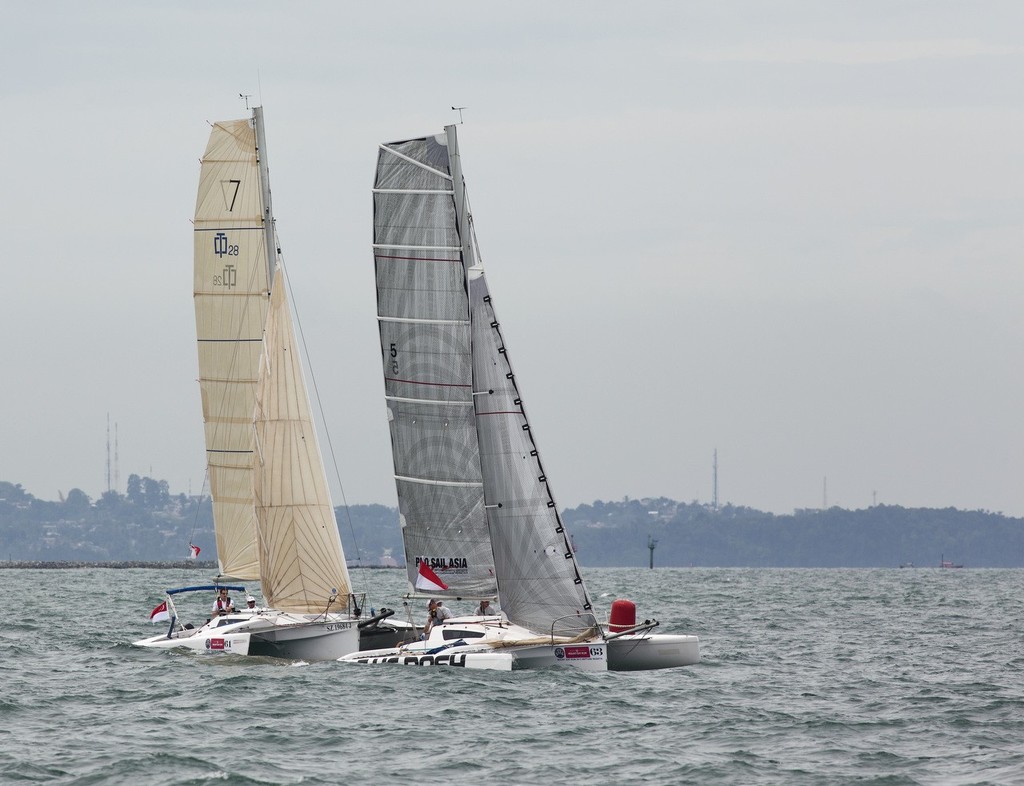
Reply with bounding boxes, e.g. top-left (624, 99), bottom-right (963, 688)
top-left (134, 108), bottom-right (406, 659)
top-left (340, 125), bottom-right (698, 671)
